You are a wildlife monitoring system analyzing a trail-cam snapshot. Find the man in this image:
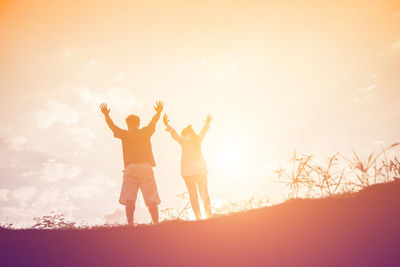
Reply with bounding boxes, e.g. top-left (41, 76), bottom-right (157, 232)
top-left (99, 101), bottom-right (164, 225)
